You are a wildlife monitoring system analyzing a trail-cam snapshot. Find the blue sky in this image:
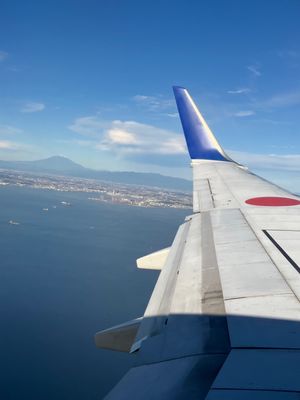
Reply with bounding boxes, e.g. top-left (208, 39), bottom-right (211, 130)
top-left (1, 0), bottom-right (300, 189)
